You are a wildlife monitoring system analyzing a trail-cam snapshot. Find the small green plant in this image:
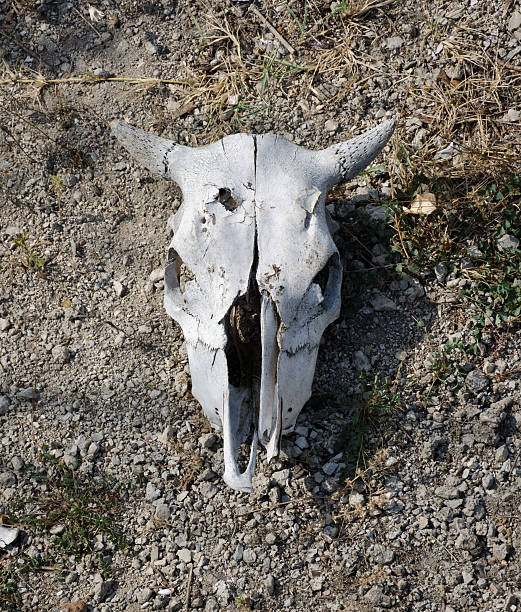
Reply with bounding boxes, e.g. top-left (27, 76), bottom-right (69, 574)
top-left (429, 336), bottom-right (478, 384)
top-left (235, 595), bottom-right (252, 610)
top-left (1, 448), bottom-right (128, 608)
top-left (50, 173), bottom-right (64, 196)
top-left (13, 231), bottom-right (46, 272)
top-left (334, 374), bottom-right (400, 479)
